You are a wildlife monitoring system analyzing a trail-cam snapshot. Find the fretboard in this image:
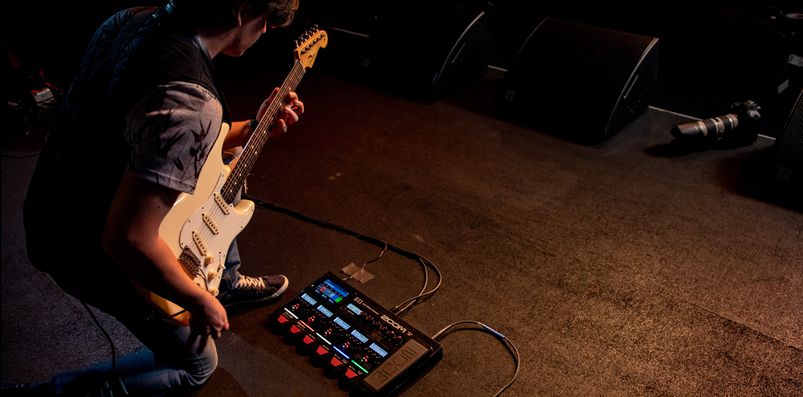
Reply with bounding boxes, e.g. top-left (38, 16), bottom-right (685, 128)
top-left (220, 60), bottom-right (306, 203)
